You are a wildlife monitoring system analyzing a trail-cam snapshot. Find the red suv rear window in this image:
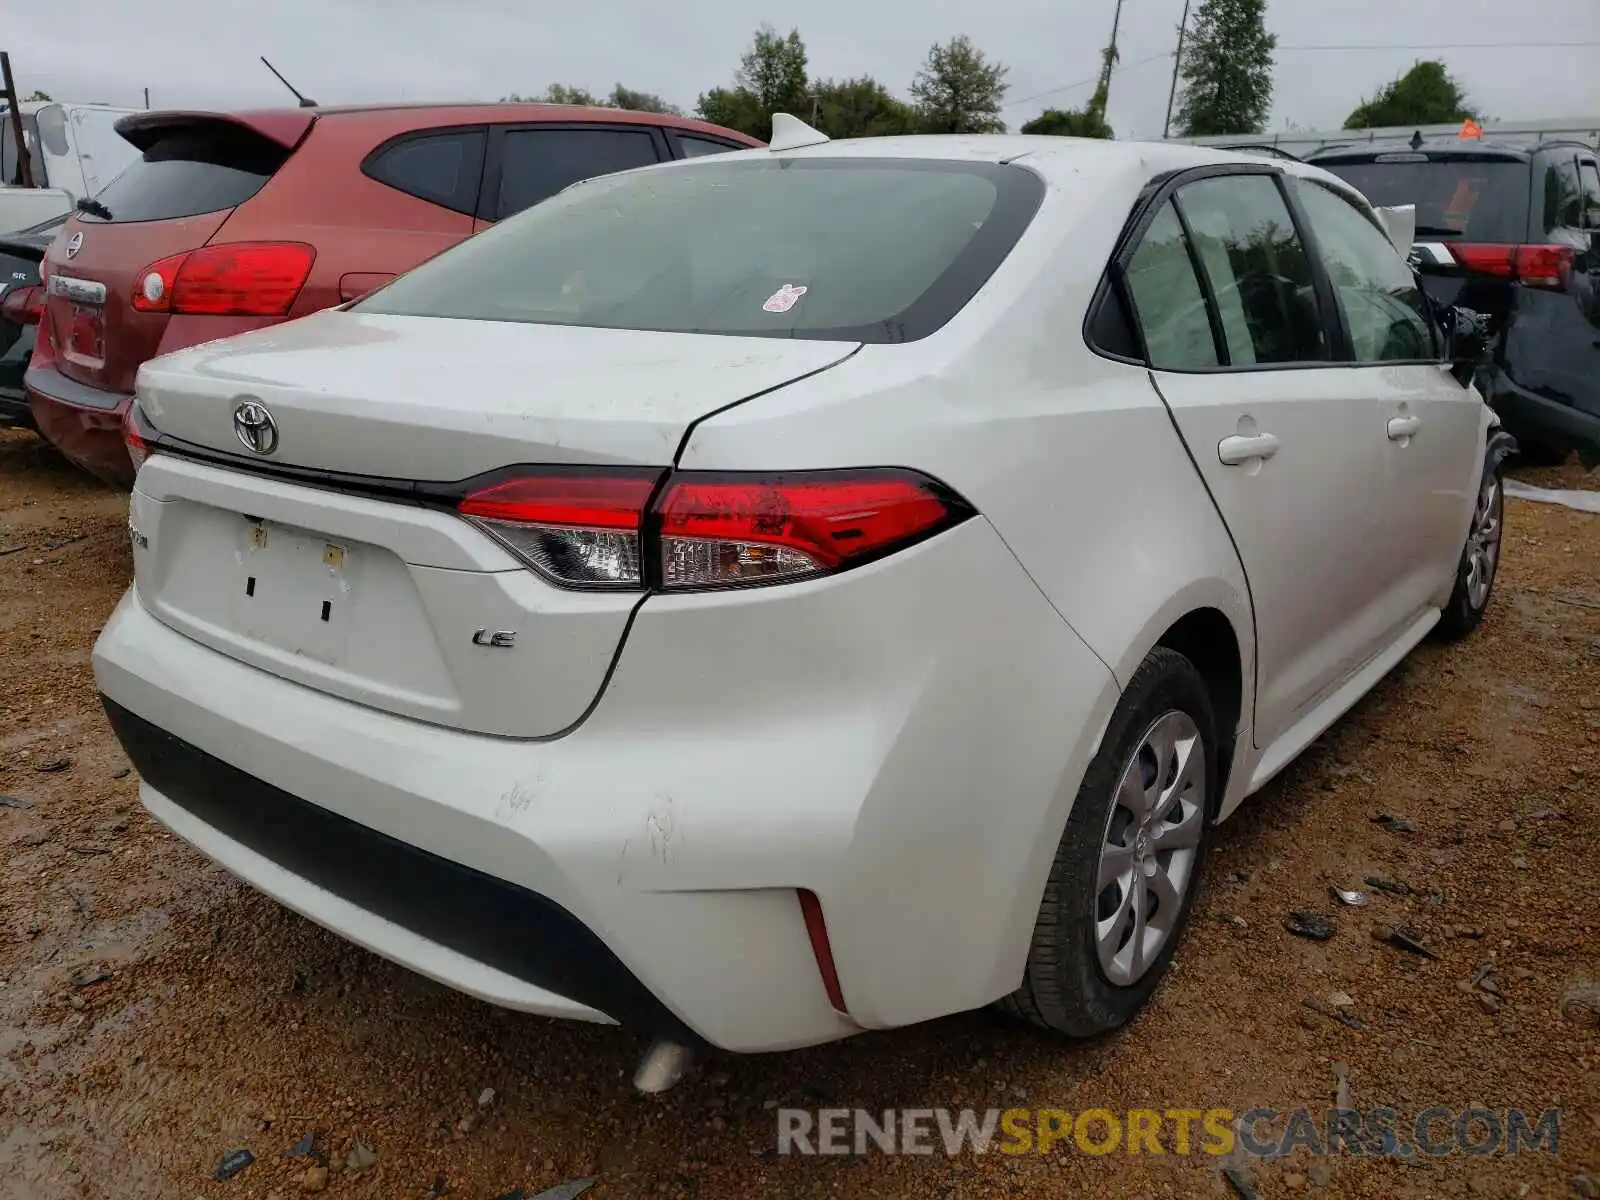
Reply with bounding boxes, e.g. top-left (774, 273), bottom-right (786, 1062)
top-left (84, 121), bottom-right (294, 224)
